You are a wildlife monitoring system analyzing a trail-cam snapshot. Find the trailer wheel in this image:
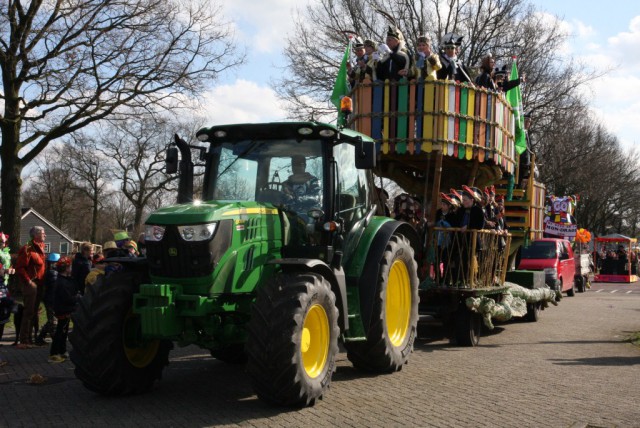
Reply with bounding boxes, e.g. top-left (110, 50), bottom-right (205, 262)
top-left (455, 307), bottom-right (482, 346)
top-left (246, 272), bottom-right (339, 407)
top-left (345, 234), bottom-right (419, 372)
top-left (70, 272), bottom-right (172, 395)
top-left (525, 302), bottom-right (541, 322)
